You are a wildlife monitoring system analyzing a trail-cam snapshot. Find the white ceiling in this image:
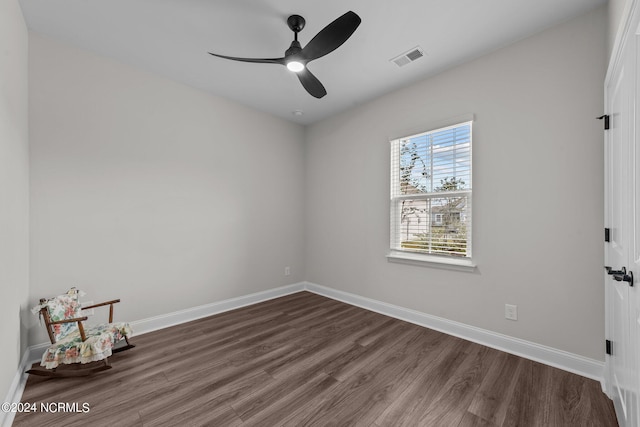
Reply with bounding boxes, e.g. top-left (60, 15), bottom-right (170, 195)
top-left (19, 0), bottom-right (606, 125)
